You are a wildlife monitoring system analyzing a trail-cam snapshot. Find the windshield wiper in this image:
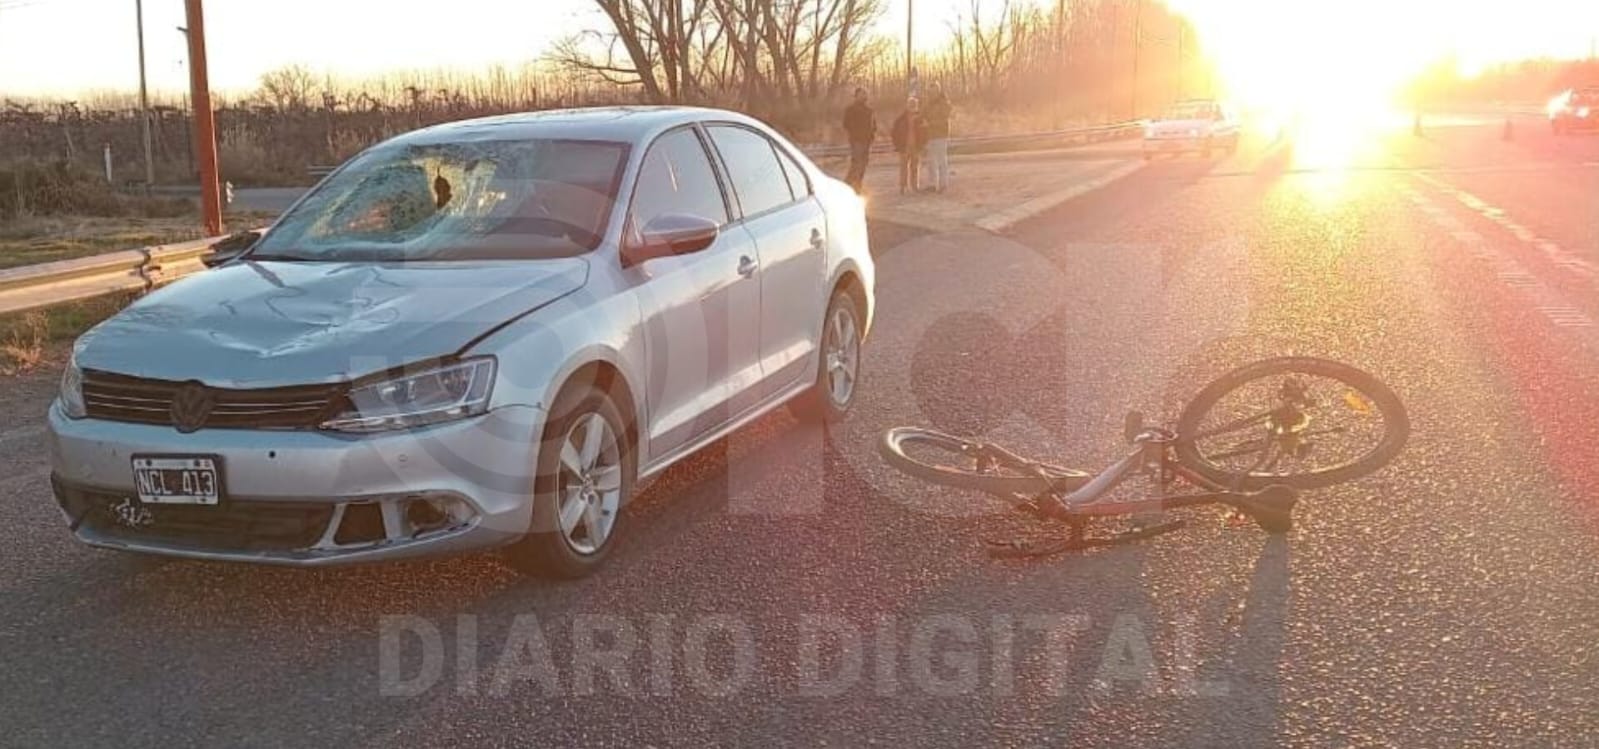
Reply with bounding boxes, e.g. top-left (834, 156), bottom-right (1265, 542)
top-left (244, 253), bottom-right (319, 262)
